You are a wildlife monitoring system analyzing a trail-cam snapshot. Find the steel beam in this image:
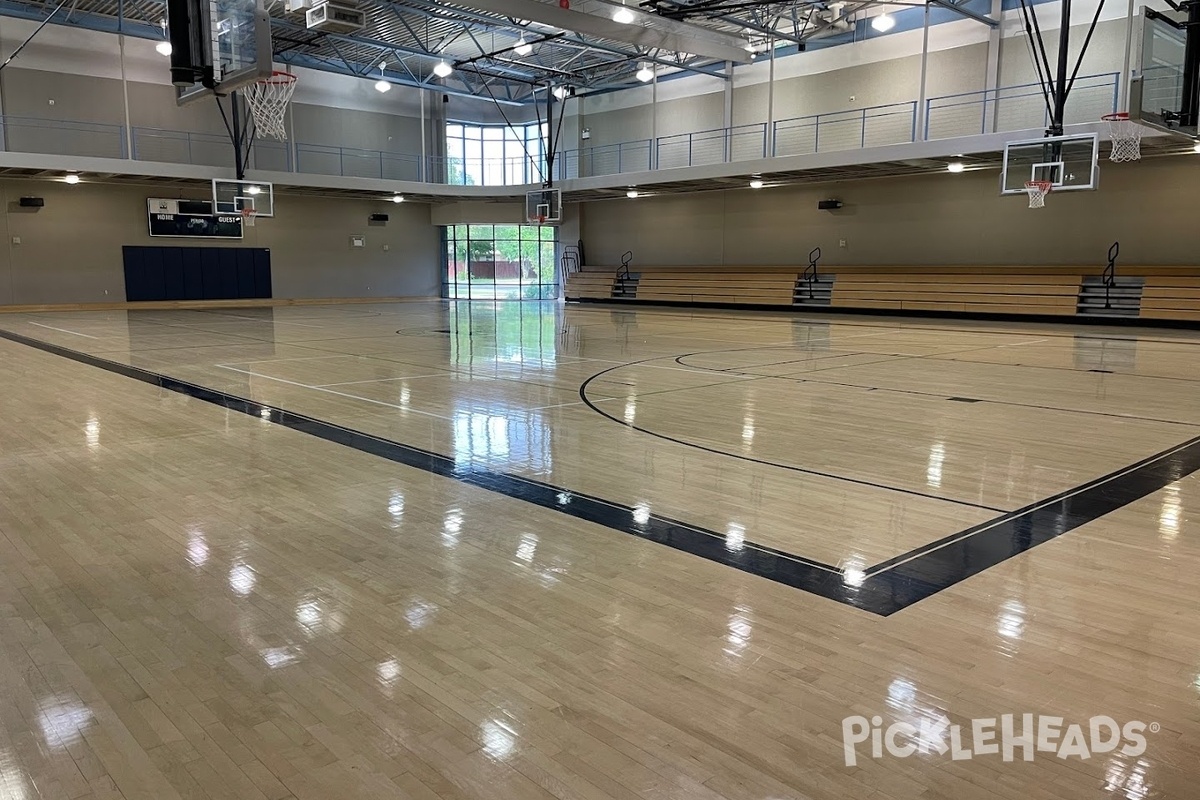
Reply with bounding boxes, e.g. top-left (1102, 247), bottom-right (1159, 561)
top-left (929, 0), bottom-right (998, 27)
top-left (444, 0), bottom-right (753, 63)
